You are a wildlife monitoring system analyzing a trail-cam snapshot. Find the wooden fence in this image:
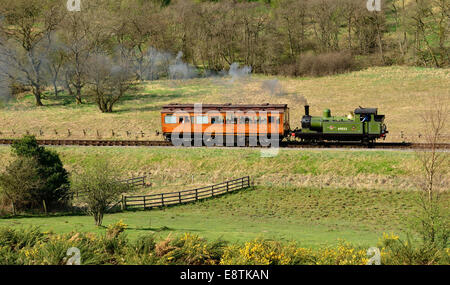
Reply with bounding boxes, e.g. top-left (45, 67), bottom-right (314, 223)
top-left (122, 176), bottom-right (250, 210)
top-left (121, 176), bottom-right (148, 187)
top-left (72, 176), bottom-right (148, 199)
